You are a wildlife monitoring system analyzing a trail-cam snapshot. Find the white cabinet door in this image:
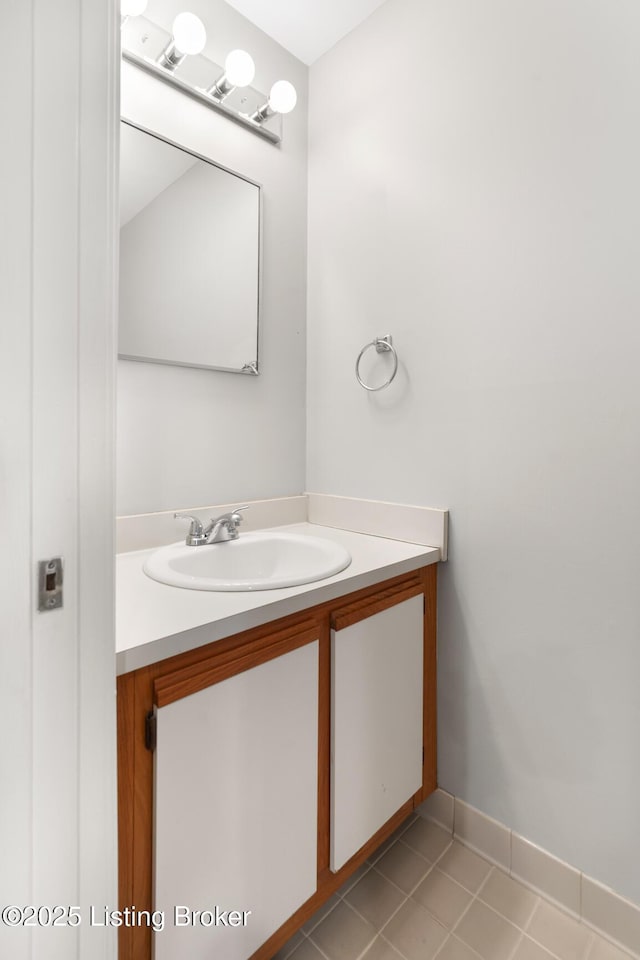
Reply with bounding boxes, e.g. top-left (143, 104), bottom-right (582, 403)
top-left (331, 596), bottom-right (424, 872)
top-left (154, 641), bottom-right (319, 960)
